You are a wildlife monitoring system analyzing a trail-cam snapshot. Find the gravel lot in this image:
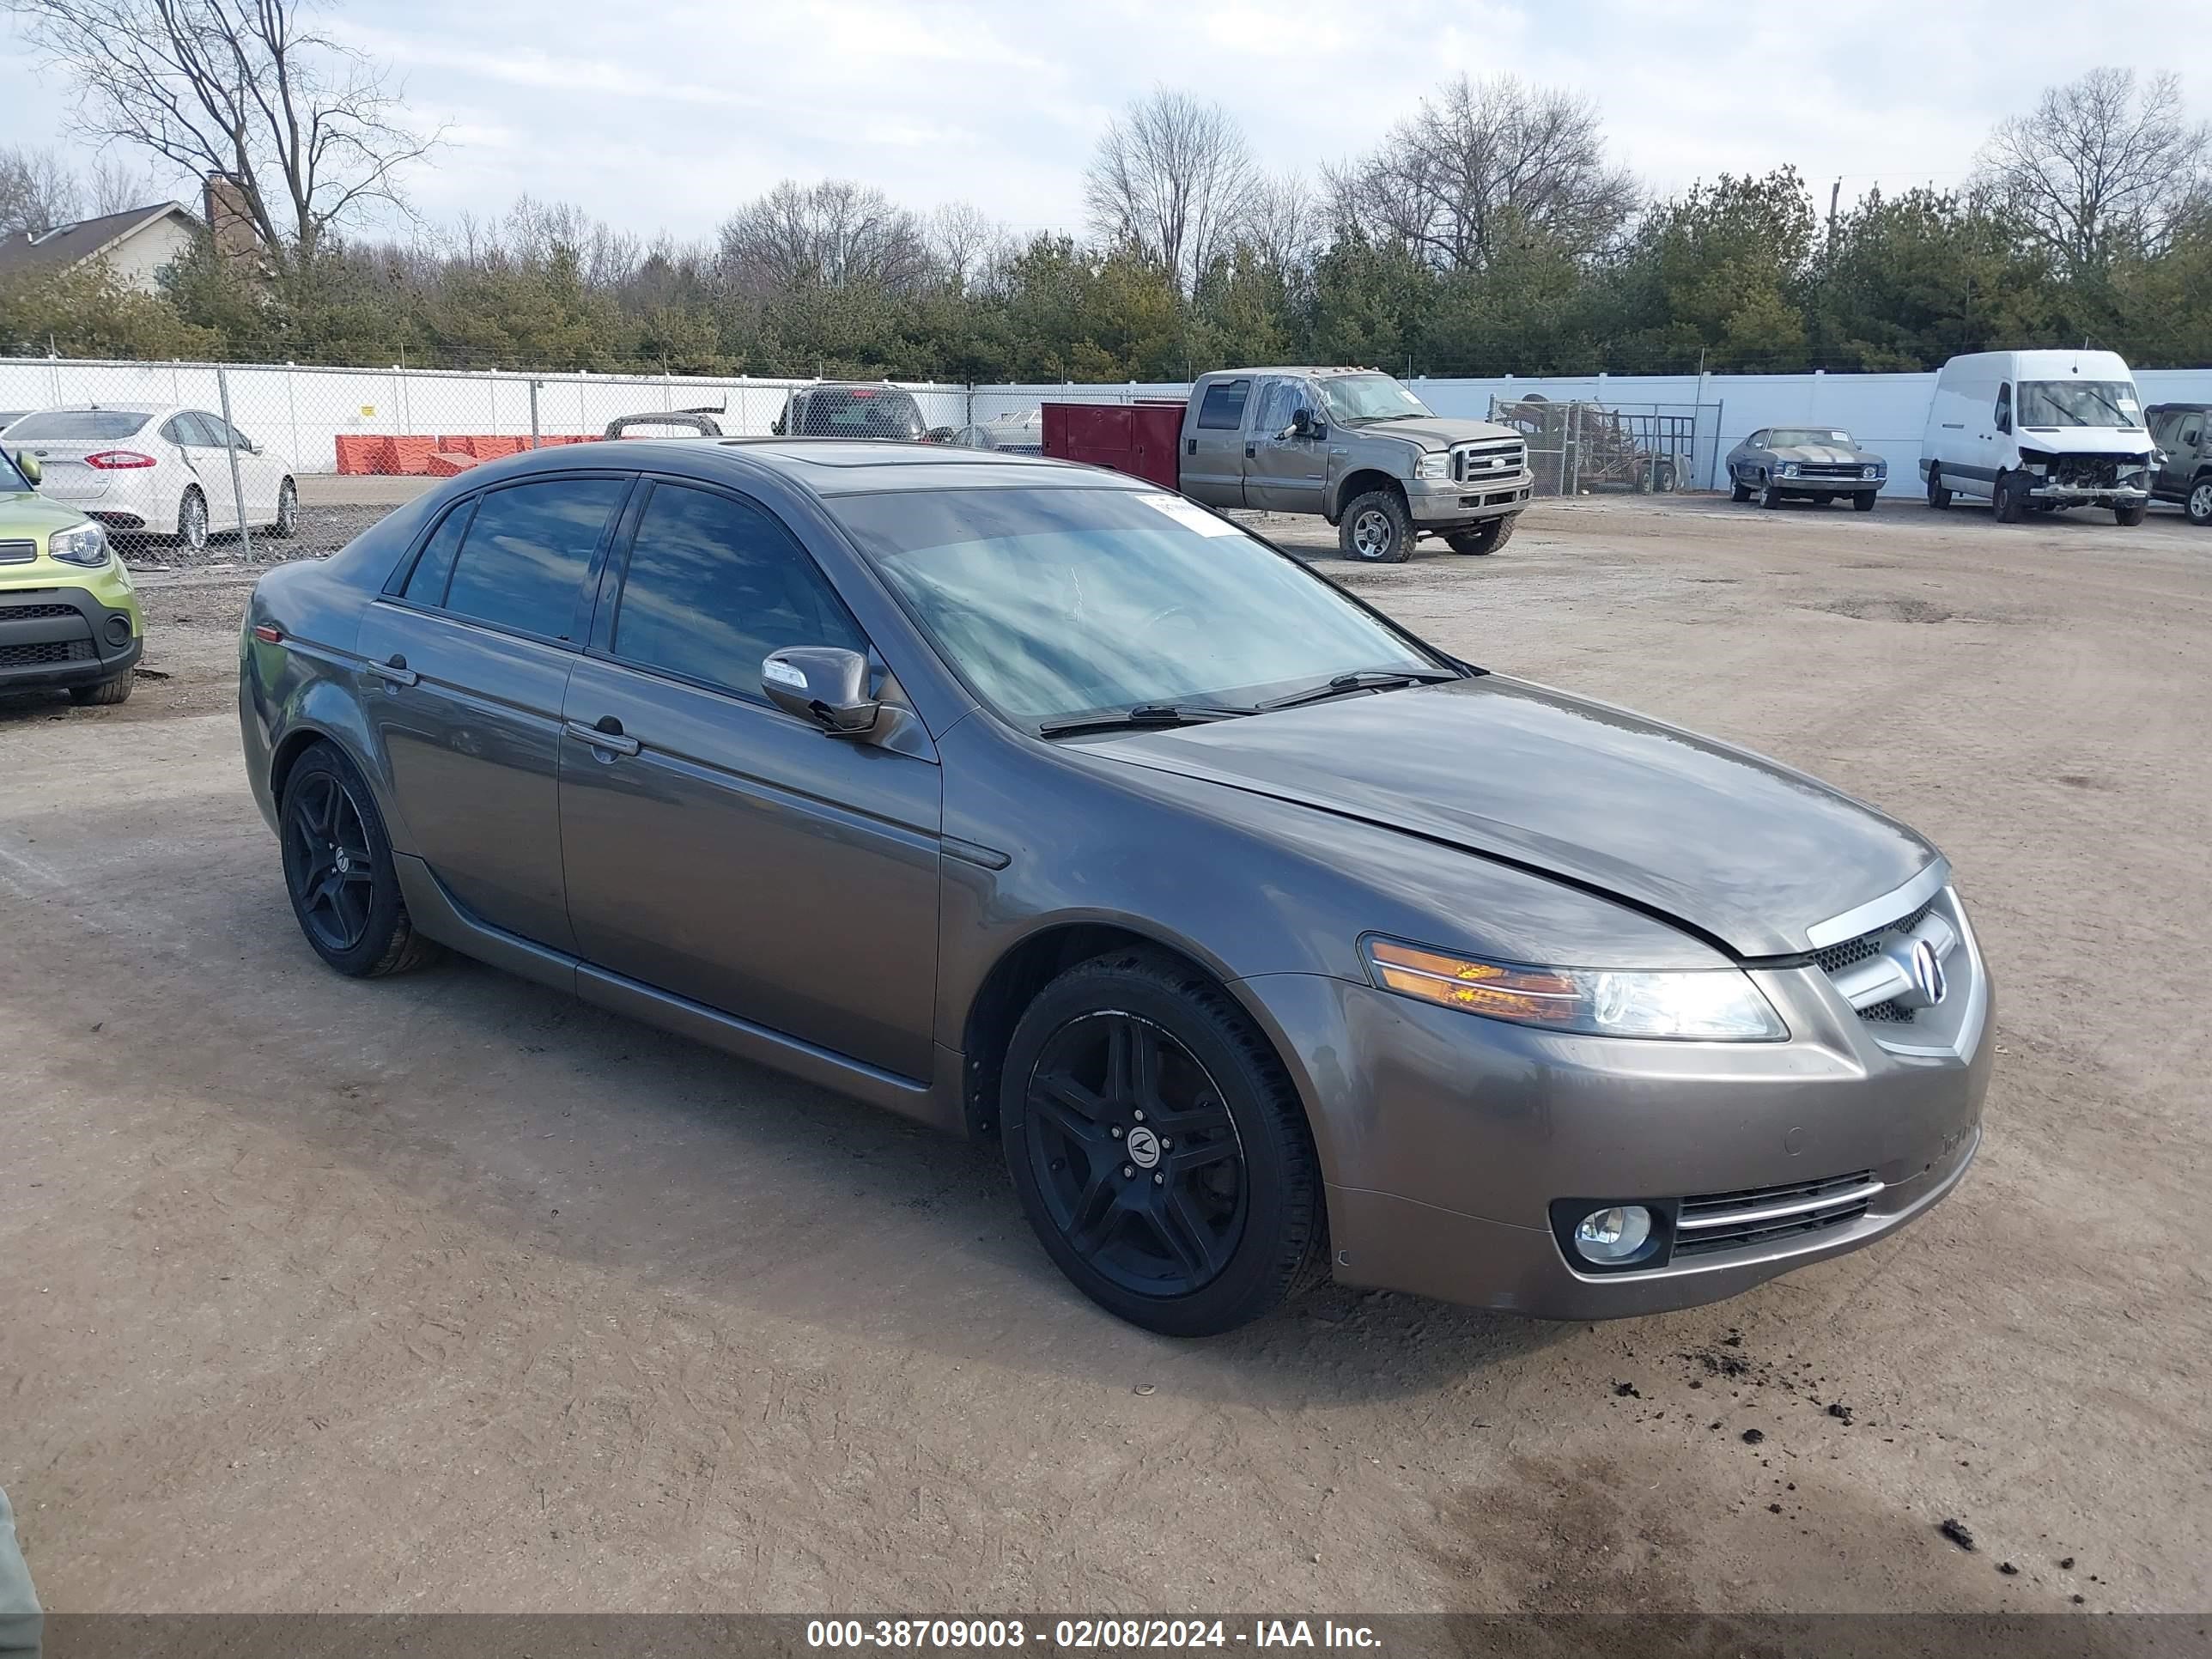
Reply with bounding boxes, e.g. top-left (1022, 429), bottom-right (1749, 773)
top-left (2, 494), bottom-right (2207, 1615)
